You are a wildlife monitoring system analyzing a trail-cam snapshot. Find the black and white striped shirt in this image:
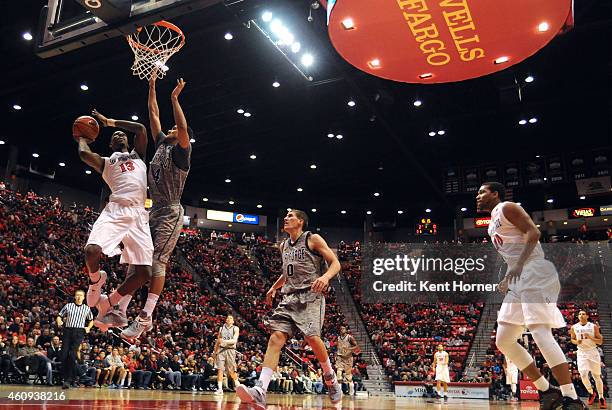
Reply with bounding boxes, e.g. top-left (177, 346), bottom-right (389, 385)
top-left (59, 303), bottom-right (93, 328)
